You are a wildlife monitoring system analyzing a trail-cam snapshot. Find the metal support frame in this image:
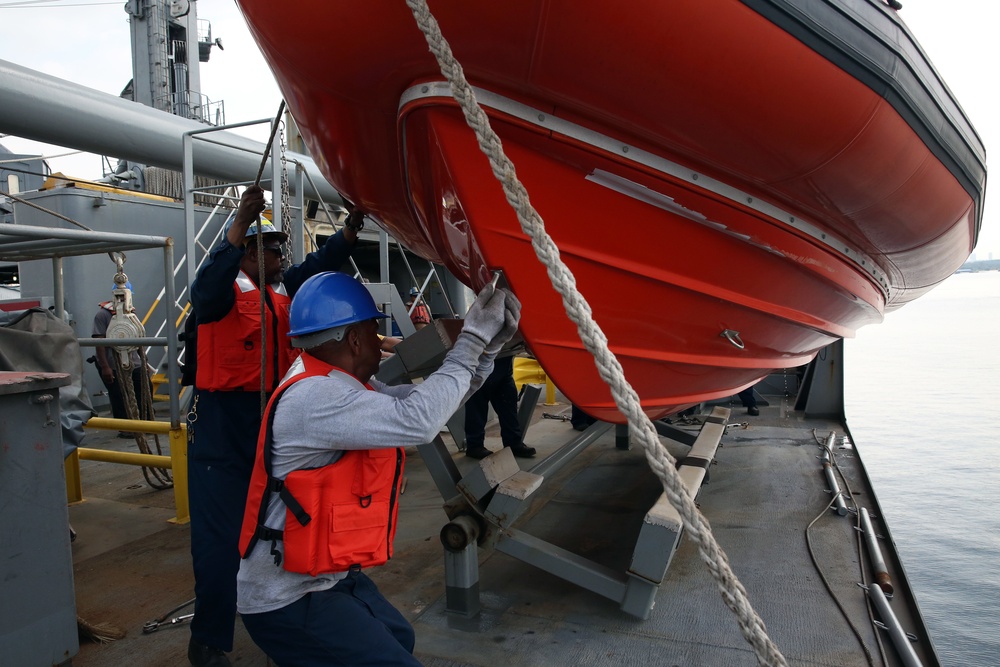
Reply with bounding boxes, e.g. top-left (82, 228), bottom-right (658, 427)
top-left (615, 423), bottom-right (630, 450)
top-left (487, 407), bottom-right (728, 619)
top-left (365, 282), bottom-right (417, 339)
top-left (455, 409), bottom-right (727, 619)
top-left (376, 321), bottom-right (730, 619)
top-left (0, 224), bottom-right (180, 427)
top-left (517, 384), bottom-right (541, 438)
top-left (620, 406), bottom-right (728, 617)
top-left (796, 338), bottom-right (845, 420)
